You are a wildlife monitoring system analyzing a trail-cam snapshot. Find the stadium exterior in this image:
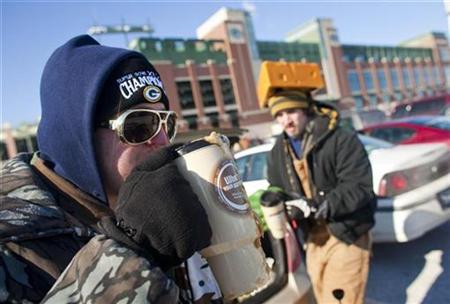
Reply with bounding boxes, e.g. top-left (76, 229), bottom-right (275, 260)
top-left (2, 7), bottom-right (449, 160)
